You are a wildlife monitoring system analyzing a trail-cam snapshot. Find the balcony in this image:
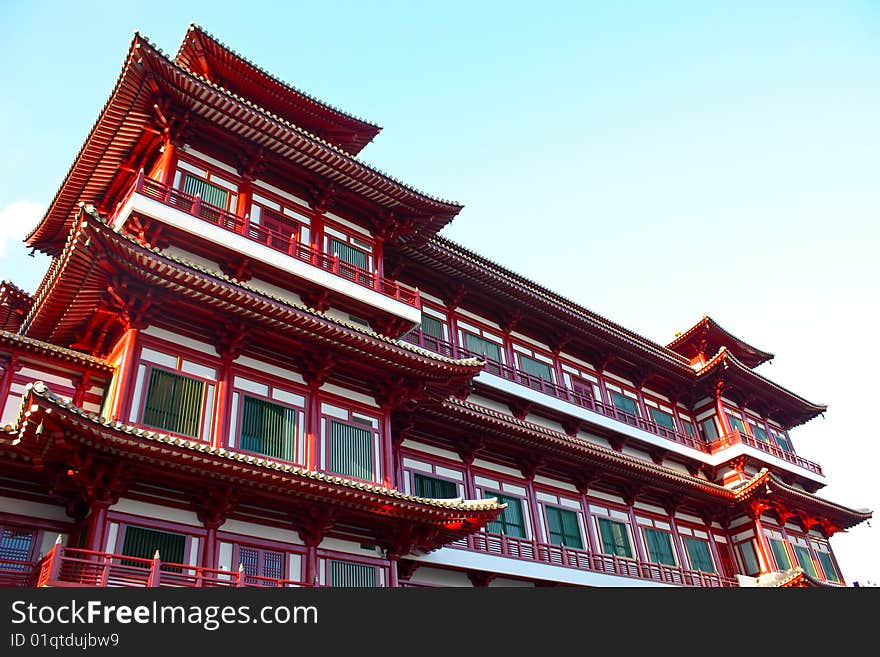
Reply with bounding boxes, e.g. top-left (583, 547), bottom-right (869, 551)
top-left (445, 533), bottom-right (738, 587)
top-left (401, 331), bottom-right (704, 451)
top-left (402, 331), bottom-right (825, 478)
top-left (24, 545), bottom-right (304, 588)
top-left (111, 172), bottom-right (421, 324)
top-left (709, 429), bottom-right (823, 475)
